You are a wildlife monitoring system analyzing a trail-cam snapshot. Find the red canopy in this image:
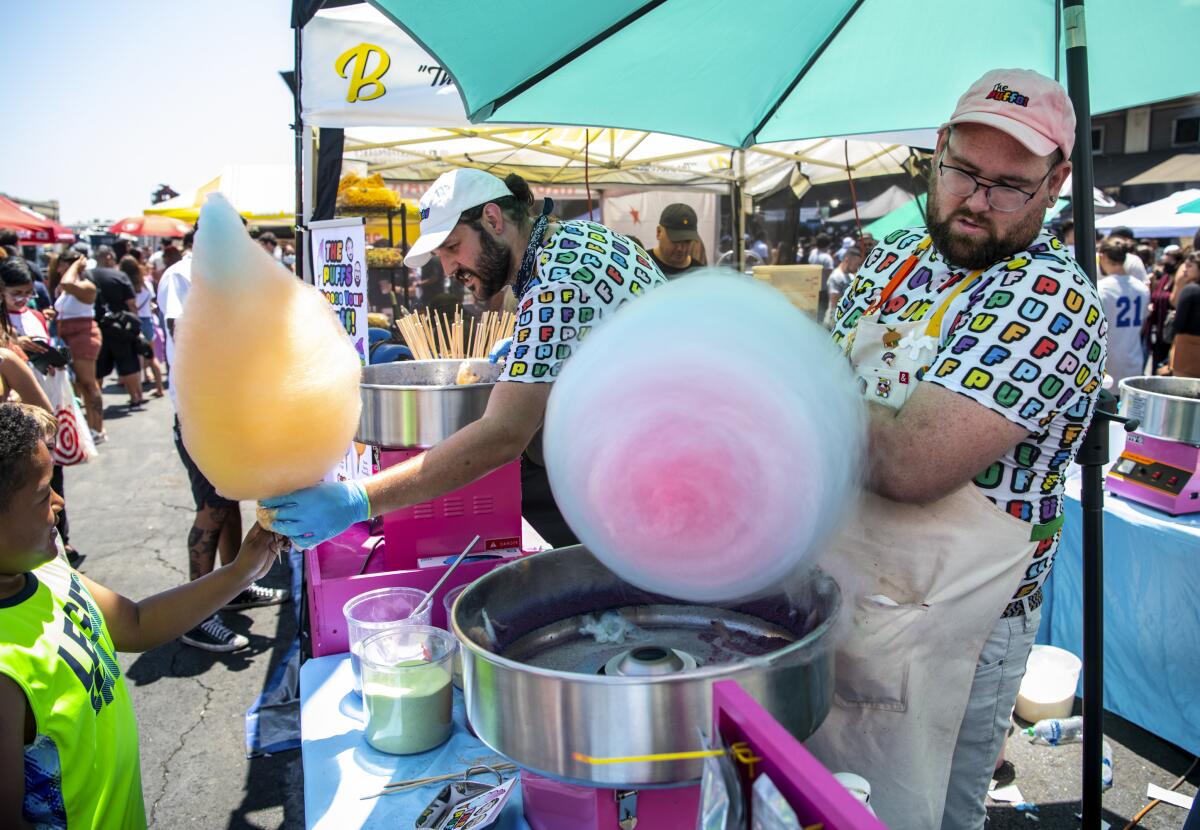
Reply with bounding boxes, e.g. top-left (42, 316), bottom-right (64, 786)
top-left (0, 195), bottom-right (75, 244)
top-left (107, 215), bottom-right (191, 238)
